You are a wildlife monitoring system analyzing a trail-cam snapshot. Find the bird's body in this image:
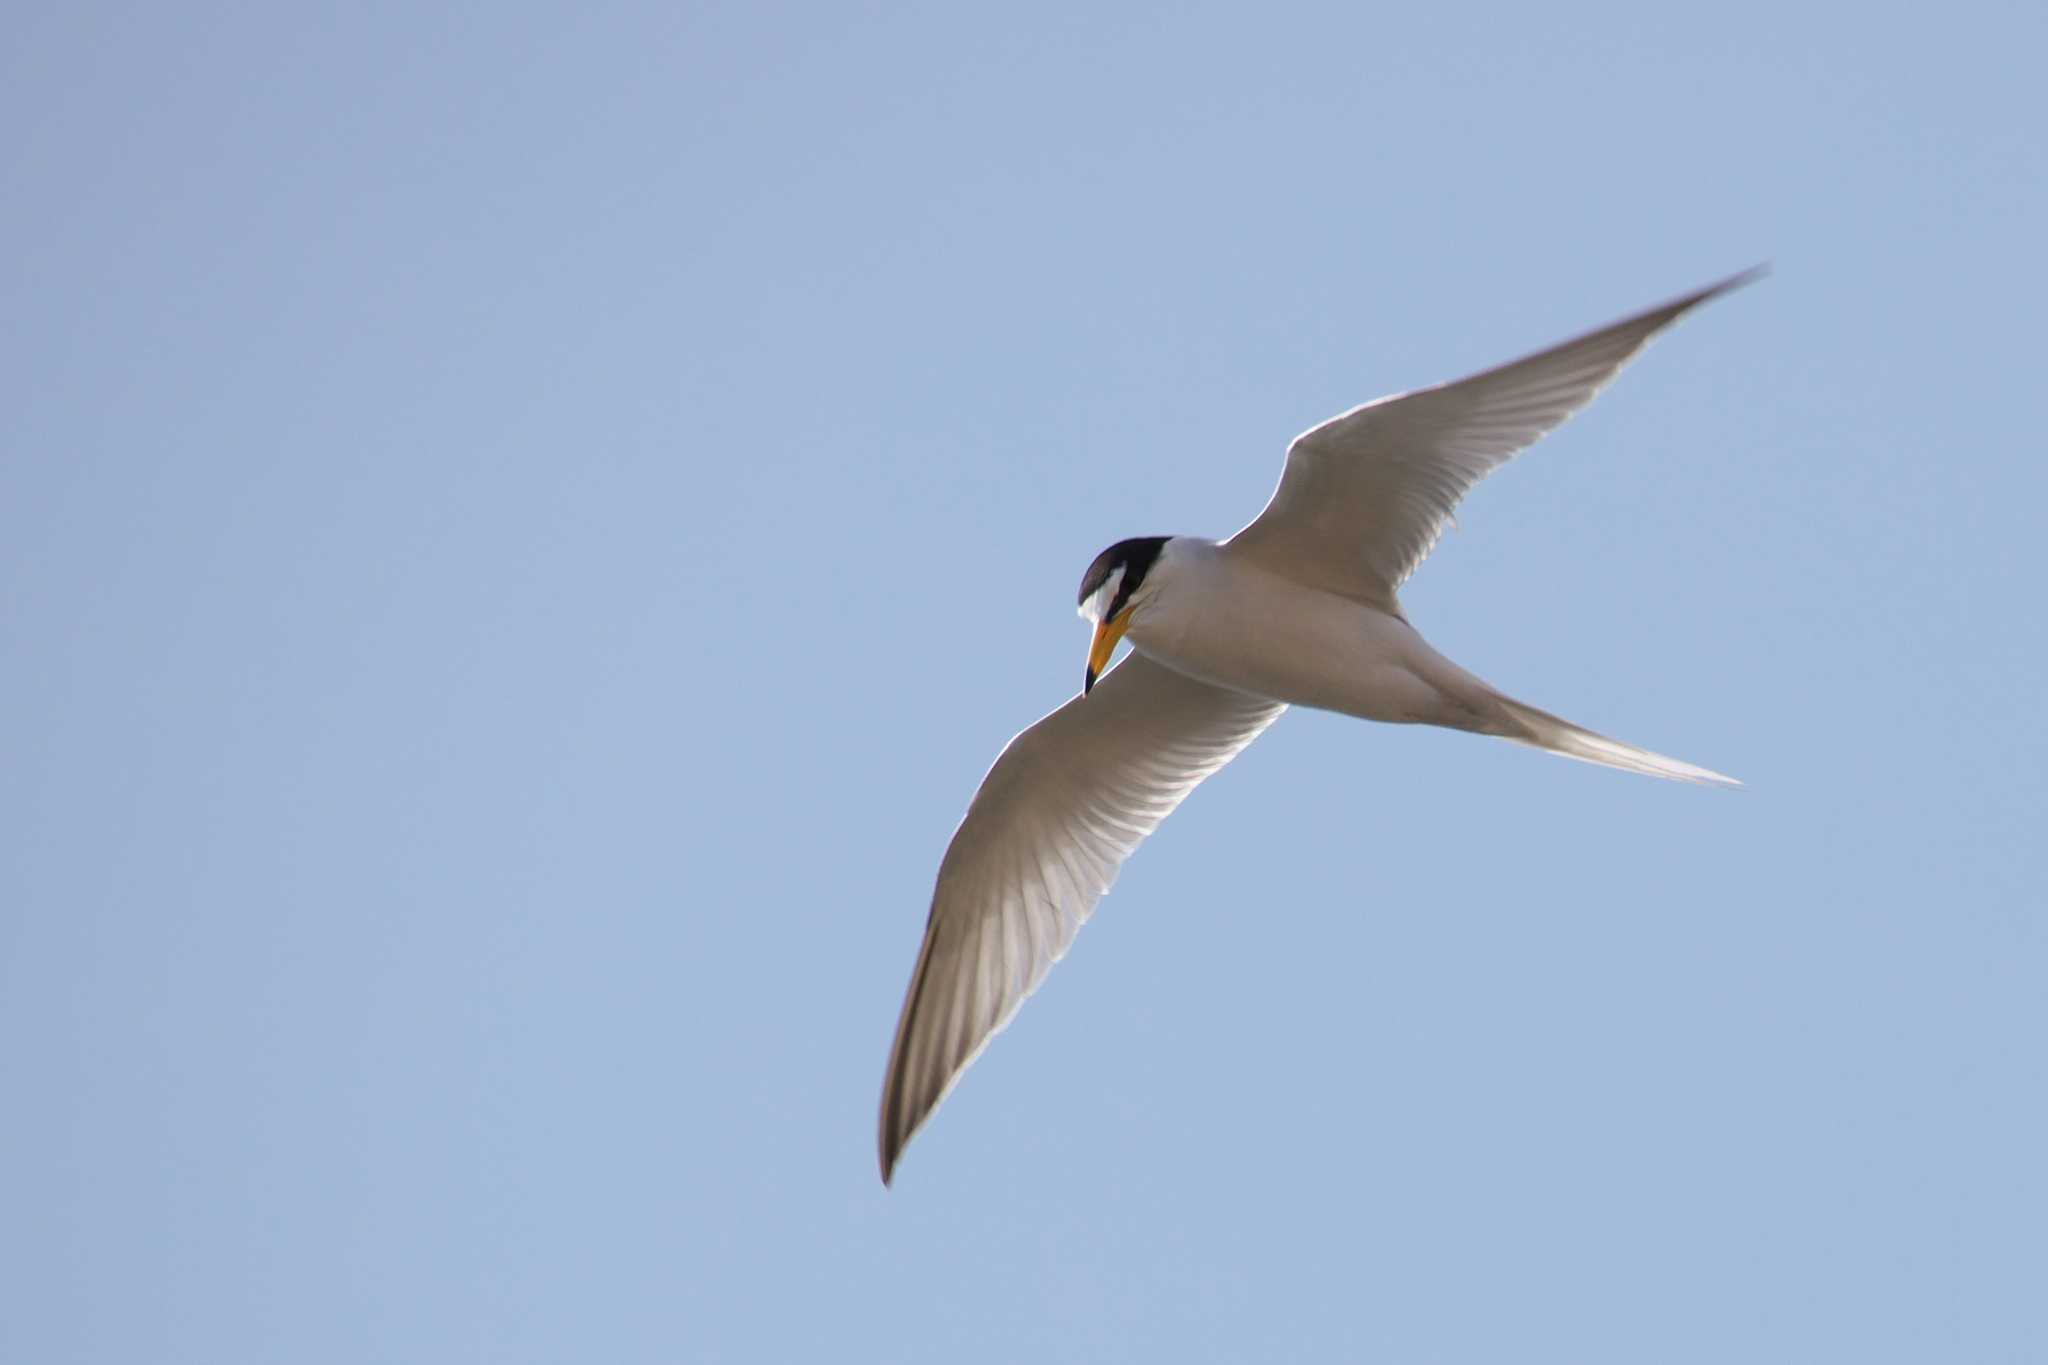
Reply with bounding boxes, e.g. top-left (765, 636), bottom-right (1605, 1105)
top-left (879, 270), bottom-right (1761, 1183)
top-left (1128, 536), bottom-right (1497, 729)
